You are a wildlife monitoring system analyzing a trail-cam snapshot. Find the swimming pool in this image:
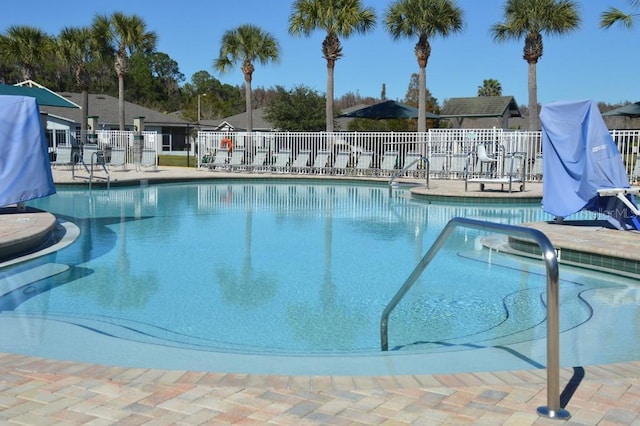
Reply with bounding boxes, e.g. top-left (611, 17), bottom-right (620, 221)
top-left (1, 181), bottom-right (639, 376)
